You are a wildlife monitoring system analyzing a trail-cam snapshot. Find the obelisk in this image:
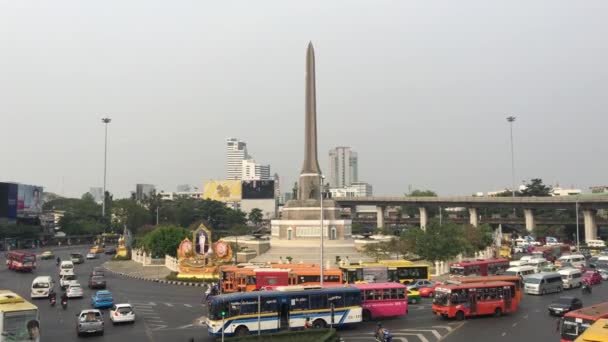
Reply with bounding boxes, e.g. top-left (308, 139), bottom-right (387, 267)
top-left (298, 42), bottom-right (322, 201)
